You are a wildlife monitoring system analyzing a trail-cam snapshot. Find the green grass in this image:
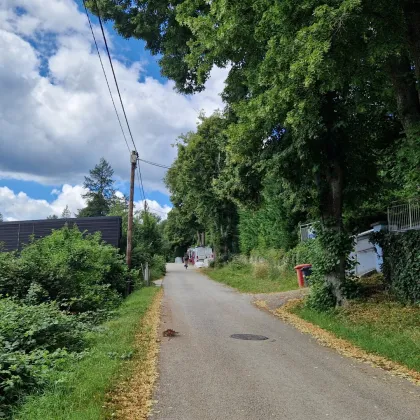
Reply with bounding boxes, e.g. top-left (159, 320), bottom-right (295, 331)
top-left (292, 299), bottom-right (420, 372)
top-left (203, 263), bottom-right (299, 293)
top-left (14, 287), bottom-right (159, 420)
